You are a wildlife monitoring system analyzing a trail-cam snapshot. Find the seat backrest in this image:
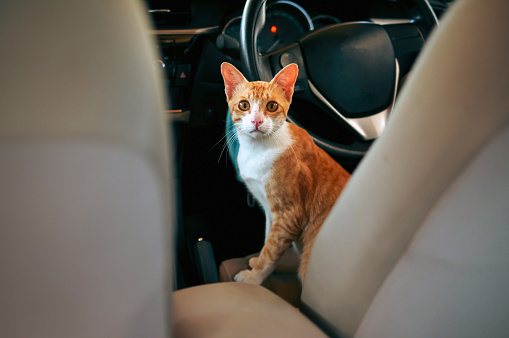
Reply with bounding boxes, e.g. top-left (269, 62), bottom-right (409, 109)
top-left (0, 1), bottom-right (173, 336)
top-left (301, 0), bottom-right (509, 336)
